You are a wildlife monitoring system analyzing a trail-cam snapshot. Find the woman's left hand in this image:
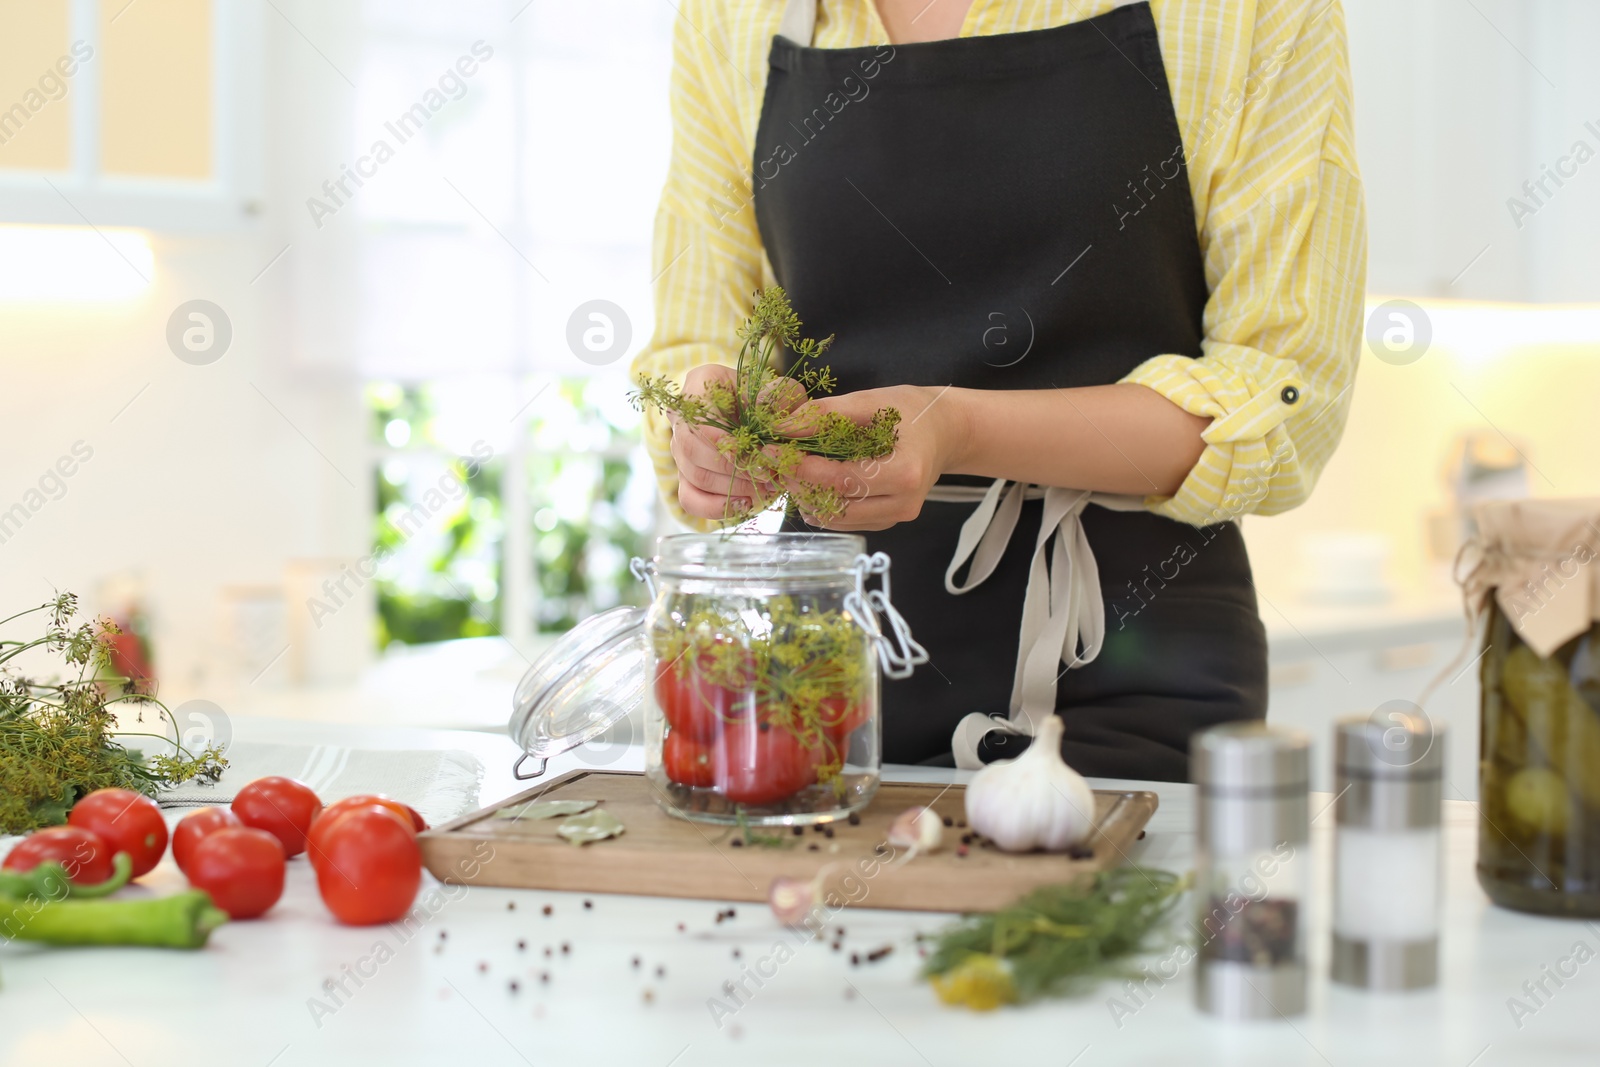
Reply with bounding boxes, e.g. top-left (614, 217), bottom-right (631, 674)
top-left (777, 385), bottom-right (967, 531)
